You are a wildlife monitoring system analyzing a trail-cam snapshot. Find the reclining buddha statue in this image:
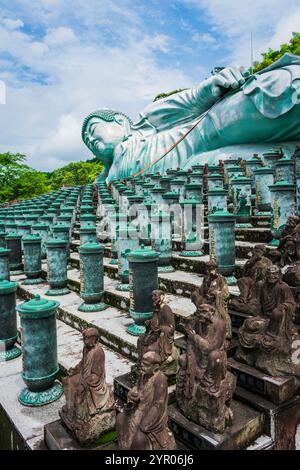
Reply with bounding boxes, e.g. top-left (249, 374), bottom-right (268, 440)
top-left (82, 54), bottom-right (300, 183)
